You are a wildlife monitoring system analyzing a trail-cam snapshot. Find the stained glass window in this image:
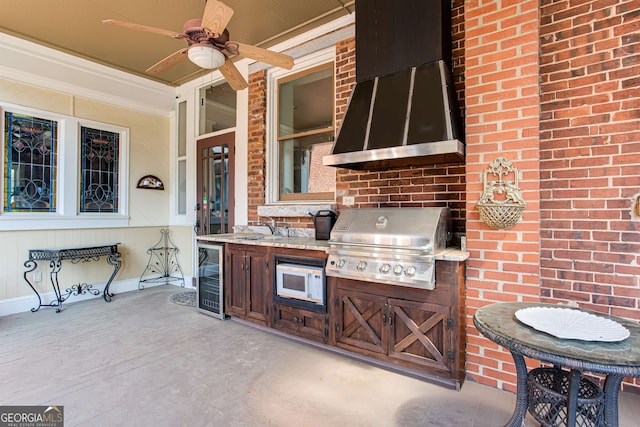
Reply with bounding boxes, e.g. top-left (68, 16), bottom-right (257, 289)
top-left (80, 126), bottom-right (119, 213)
top-left (3, 112), bottom-right (57, 212)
